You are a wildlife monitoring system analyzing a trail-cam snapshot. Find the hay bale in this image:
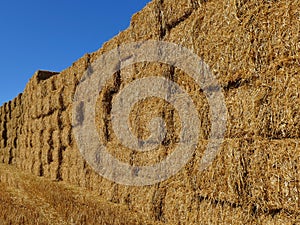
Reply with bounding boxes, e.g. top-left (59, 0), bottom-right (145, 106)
top-left (247, 139), bottom-right (300, 212)
top-left (49, 90), bottom-right (63, 112)
top-left (1, 0), bottom-right (300, 223)
top-left (60, 85), bottom-right (74, 109)
top-left (61, 126), bottom-right (72, 148)
top-left (130, 0), bottom-right (162, 41)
